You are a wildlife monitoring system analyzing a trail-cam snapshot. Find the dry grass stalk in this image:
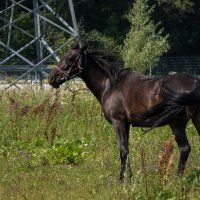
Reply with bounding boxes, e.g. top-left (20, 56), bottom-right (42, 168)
top-left (21, 105), bottom-right (30, 116)
top-left (9, 96), bottom-right (31, 117)
top-left (70, 90), bottom-right (76, 112)
top-left (33, 96), bottom-right (50, 116)
top-left (140, 147), bottom-right (149, 197)
top-left (9, 96), bottom-right (20, 112)
top-left (158, 136), bottom-right (174, 186)
top-left (51, 125), bottom-right (57, 144)
top-left (44, 90), bottom-right (63, 142)
top-left (46, 90), bottom-right (60, 124)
